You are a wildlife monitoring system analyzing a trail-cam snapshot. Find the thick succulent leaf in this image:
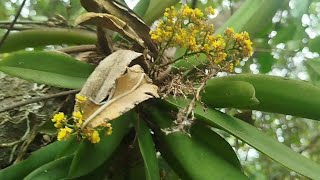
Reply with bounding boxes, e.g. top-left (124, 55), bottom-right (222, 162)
top-left (164, 97), bottom-right (320, 179)
top-left (204, 74), bottom-right (320, 120)
top-left (54, 136), bottom-right (79, 159)
top-left (0, 139), bottom-right (75, 180)
top-left (190, 123), bottom-right (242, 170)
top-left (0, 51), bottom-right (95, 89)
top-left (305, 58), bottom-right (320, 87)
top-left (0, 29), bottom-right (97, 53)
top-left (134, 117), bottom-right (160, 180)
top-left (202, 80), bottom-right (259, 108)
top-left (67, 113), bottom-right (132, 178)
top-left (148, 108), bottom-right (247, 180)
top-left (24, 156), bottom-right (73, 180)
top-left (216, 0), bottom-right (285, 38)
top-left (133, 0), bottom-right (150, 17)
